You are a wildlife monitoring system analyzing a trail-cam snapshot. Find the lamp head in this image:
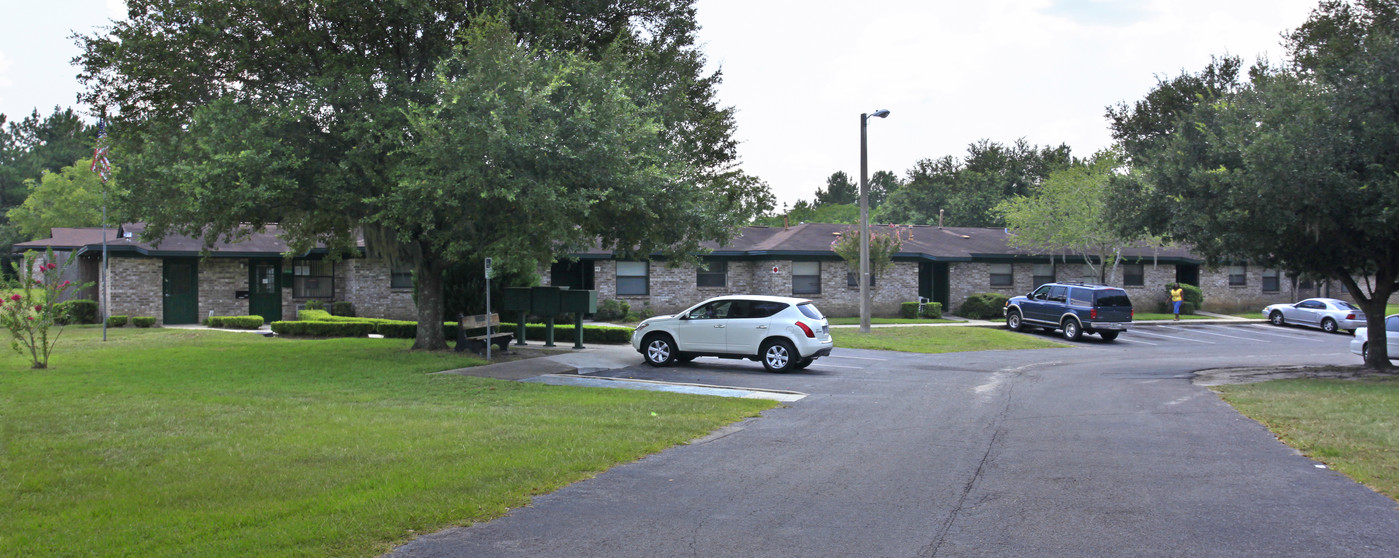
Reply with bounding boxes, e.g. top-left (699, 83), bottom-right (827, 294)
top-left (871, 109), bottom-right (890, 119)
